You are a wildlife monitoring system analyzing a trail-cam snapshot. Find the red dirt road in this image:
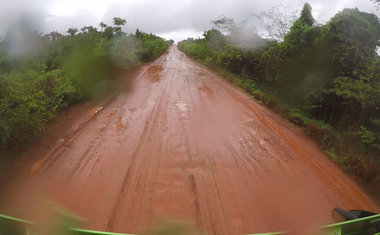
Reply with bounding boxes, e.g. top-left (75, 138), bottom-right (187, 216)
top-left (0, 46), bottom-right (378, 235)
